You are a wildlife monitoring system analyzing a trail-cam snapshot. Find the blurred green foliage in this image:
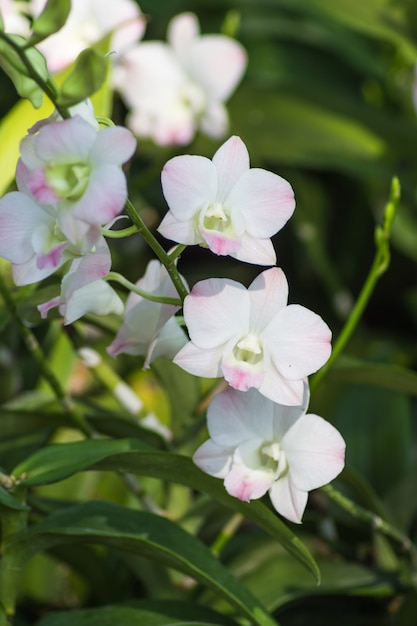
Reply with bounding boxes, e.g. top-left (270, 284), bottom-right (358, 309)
top-left (1, 1), bottom-right (417, 625)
